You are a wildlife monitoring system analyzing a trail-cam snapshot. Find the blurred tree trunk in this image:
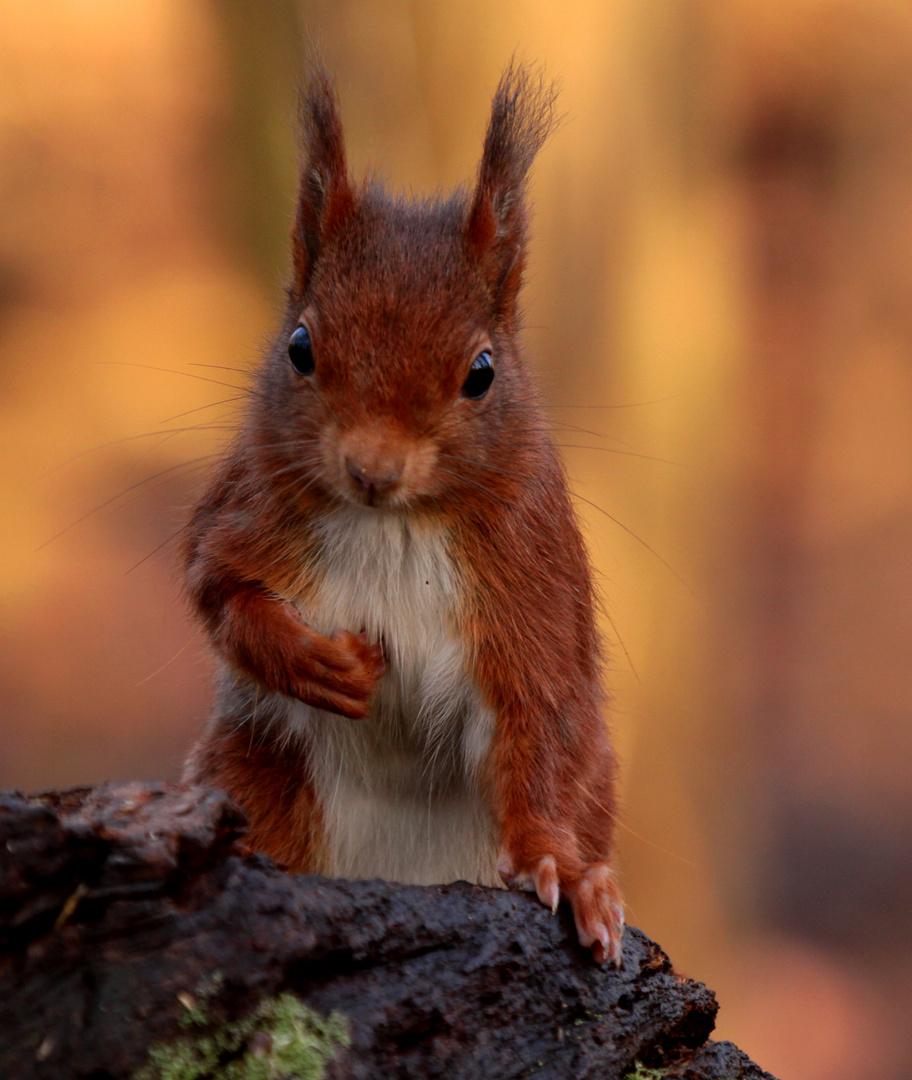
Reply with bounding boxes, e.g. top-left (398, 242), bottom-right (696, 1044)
top-left (210, 0), bottom-right (310, 288)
